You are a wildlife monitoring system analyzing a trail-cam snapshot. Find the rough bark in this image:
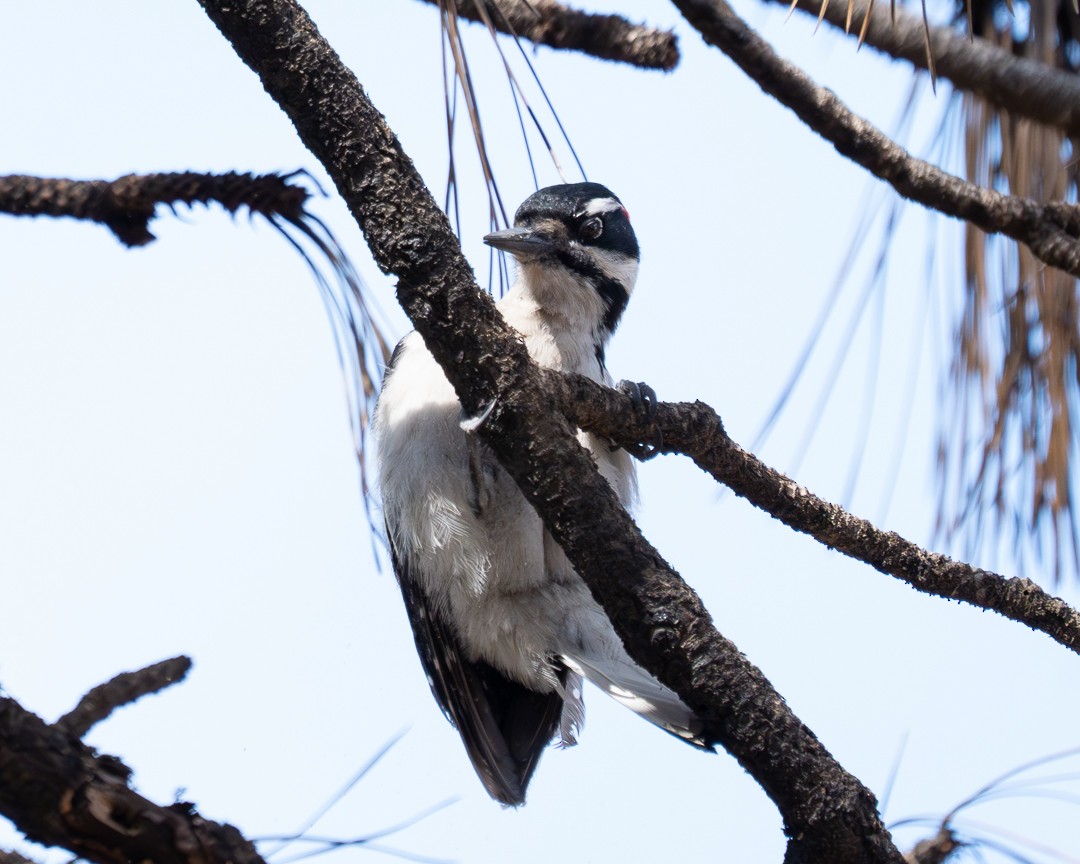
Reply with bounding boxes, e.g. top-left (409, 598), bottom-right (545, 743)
top-left (0, 666), bottom-right (262, 864)
top-left (56, 656), bottom-right (193, 738)
top-left (0, 172), bottom-right (312, 247)
top-left (416, 0), bottom-right (679, 69)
